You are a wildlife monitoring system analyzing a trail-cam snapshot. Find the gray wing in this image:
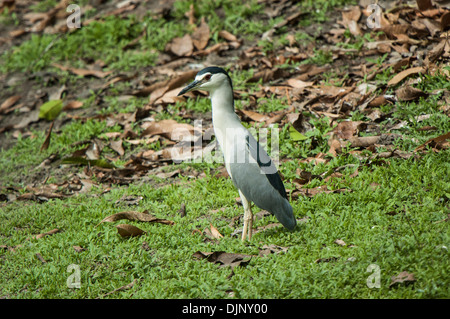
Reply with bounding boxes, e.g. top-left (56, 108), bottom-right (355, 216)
top-left (229, 132), bottom-right (296, 230)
